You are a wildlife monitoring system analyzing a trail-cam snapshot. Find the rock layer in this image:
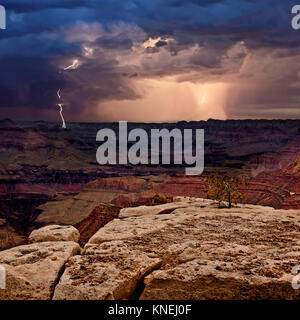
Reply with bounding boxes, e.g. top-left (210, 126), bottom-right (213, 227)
top-left (1, 120), bottom-right (300, 249)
